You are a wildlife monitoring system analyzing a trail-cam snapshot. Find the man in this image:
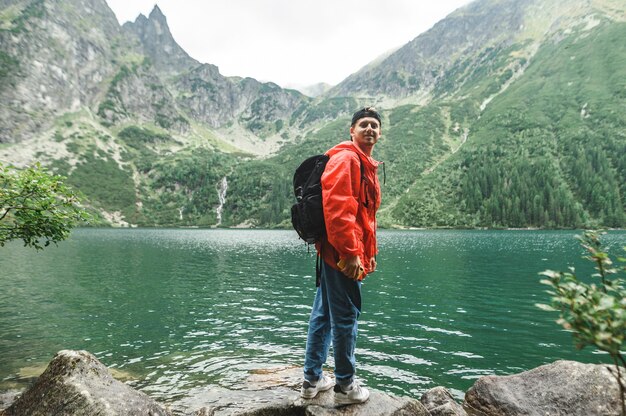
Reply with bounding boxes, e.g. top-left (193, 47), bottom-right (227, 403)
top-left (301, 107), bottom-right (382, 404)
